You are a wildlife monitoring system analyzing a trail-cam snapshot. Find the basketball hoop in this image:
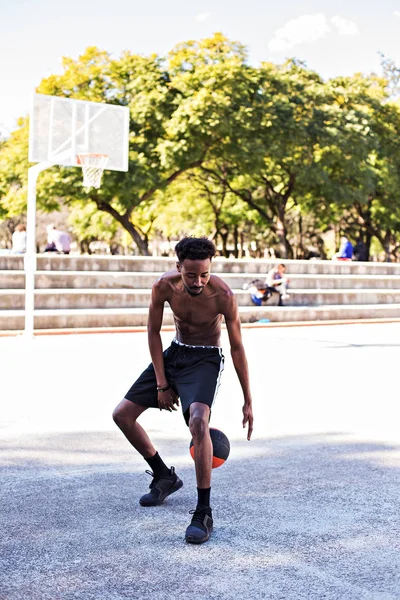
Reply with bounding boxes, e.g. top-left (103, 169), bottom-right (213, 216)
top-left (77, 153), bottom-right (109, 189)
